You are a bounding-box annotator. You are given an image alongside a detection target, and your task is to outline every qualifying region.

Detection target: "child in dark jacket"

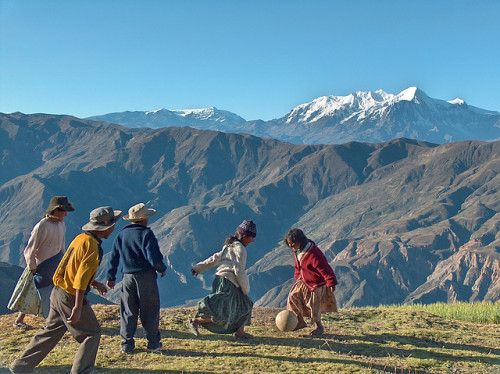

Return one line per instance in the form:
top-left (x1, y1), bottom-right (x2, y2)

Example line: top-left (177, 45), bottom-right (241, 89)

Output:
top-left (106, 203), bottom-right (166, 353)
top-left (284, 228), bottom-right (338, 336)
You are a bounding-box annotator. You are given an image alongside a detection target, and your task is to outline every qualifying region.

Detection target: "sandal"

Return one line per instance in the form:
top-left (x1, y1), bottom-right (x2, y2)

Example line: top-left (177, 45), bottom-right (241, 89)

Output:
top-left (13, 322), bottom-right (30, 330)
top-left (188, 319), bottom-right (199, 336)
top-left (235, 332), bottom-right (254, 340)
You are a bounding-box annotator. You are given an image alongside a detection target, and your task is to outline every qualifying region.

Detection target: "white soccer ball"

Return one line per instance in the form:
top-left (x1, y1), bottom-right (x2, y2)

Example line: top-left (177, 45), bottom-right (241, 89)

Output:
top-left (275, 310), bottom-right (298, 332)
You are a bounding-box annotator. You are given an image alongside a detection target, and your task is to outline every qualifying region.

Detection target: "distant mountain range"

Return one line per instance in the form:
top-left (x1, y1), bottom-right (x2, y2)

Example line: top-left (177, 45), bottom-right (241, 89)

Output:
top-left (89, 107), bottom-right (246, 131)
top-left (1, 112), bottom-right (498, 311)
top-left (88, 87), bottom-right (500, 144)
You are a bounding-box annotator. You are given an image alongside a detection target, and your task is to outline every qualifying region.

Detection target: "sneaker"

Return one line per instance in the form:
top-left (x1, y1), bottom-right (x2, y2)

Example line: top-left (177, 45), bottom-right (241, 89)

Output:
top-left (121, 345), bottom-right (134, 354)
top-left (147, 342), bottom-right (162, 352)
top-left (187, 319), bottom-right (199, 336)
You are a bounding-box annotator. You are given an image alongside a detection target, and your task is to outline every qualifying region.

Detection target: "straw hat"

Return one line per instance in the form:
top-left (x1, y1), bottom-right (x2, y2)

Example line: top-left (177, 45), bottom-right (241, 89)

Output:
top-left (123, 203), bottom-right (157, 222)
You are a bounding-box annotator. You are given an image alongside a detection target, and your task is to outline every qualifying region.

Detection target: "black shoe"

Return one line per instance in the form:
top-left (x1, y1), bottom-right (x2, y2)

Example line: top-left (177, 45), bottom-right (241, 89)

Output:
top-left (147, 342), bottom-right (163, 352)
top-left (121, 345), bottom-right (134, 354)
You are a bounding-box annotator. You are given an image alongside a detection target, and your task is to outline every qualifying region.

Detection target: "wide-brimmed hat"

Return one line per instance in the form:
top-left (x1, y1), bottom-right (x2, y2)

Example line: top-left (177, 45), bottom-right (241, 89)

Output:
top-left (82, 206), bottom-right (123, 231)
top-left (123, 203), bottom-right (157, 222)
top-left (46, 196), bottom-right (75, 213)
top-left (236, 220), bottom-right (257, 237)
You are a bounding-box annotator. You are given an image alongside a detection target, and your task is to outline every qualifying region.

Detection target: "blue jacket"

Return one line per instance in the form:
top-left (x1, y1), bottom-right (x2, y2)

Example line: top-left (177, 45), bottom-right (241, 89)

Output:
top-left (106, 224), bottom-right (166, 281)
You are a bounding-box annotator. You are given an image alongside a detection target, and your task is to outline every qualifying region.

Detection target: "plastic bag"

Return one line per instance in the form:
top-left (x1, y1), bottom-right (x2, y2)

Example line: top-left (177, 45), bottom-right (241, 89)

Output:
top-left (7, 267), bottom-right (43, 316)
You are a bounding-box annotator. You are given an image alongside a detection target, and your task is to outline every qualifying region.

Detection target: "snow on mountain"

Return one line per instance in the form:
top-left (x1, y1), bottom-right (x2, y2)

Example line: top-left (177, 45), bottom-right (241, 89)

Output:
top-left (272, 86), bottom-right (500, 144)
top-left (447, 98), bottom-right (466, 106)
top-left (153, 107), bottom-right (244, 123)
top-left (88, 107), bottom-right (246, 130)
top-left (285, 87), bottom-right (437, 125)
top-left (87, 87), bottom-right (500, 144)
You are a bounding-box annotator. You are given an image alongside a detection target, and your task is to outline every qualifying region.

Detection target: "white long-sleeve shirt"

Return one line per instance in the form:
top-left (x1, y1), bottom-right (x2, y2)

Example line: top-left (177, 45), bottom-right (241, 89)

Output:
top-left (24, 217), bottom-right (66, 270)
top-left (193, 241), bottom-right (250, 295)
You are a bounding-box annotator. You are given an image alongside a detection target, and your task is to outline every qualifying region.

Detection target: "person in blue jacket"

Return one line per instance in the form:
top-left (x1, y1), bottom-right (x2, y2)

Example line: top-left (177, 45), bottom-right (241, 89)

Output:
top-left (106, 203), bottom-right (167, 354)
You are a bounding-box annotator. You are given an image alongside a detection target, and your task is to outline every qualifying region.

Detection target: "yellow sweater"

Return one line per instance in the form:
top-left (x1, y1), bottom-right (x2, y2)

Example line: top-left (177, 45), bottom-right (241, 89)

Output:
top-left (53, 233), bottom-right (101, 295)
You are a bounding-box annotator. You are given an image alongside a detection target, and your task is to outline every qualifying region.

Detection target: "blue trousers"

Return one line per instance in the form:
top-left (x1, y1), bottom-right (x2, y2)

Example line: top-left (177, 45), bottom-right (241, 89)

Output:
top-left (120, 271), bottom-right (161, 350)
top-left (37, 284), bottom-right (53, 319)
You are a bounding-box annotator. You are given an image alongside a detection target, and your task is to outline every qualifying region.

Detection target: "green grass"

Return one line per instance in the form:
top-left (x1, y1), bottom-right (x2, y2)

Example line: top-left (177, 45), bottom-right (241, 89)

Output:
top-left (379, 301), bottom-right (500, 324)
top-left (0, 304), bottom-right (499, 374)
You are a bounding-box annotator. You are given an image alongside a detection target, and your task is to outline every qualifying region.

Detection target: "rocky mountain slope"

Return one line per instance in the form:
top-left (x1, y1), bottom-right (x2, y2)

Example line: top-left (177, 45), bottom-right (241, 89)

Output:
top-left (0, 112), bottom-right (498, 310)
top-left (88, 87), bottom-right (500, 144)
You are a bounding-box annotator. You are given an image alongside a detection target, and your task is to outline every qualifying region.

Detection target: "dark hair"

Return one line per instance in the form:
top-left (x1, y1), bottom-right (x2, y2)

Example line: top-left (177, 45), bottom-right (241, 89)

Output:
top-left (224, 231), bottom-right (245, 246)
top-left (45, 207), bottom-right (63, 218)
top-left (283, 228), bottom-right (309, 250)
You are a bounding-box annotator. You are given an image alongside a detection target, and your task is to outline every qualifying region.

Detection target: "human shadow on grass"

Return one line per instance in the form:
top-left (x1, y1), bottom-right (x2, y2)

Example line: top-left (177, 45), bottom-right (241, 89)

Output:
top-left (99, 327), bottom-right (500, 368)
top-left (122, 330), bottom-right (442, 374)
top-left (164, 329), bottom-right (499, 366)
top-left (0, 367), bottom-right (211, 374)
top-left (96, 369), bottom-right (216, 374)
top-left (258, 334), bottom-right (500, 366)
top-left (161, 327), bottom-right (499, 357)
top-left (160, 347), bottom-right (433, 374)
top-left (321, 332), bottom-right (500, 356)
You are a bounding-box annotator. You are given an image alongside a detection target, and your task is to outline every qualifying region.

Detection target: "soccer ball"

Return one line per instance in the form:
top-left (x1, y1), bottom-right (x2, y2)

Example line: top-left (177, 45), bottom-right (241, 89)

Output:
top-left (275, 310), bottom-right (298, 332)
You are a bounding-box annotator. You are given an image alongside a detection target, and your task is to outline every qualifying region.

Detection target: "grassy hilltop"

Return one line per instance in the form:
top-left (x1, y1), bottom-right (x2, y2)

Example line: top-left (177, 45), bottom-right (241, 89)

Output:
top-left (0, 304), bottom-right (498, 374)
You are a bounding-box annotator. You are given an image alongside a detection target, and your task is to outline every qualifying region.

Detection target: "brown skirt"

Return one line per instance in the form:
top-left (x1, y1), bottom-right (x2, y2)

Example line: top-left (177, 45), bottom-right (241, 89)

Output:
top-left (287, 279), bottom-right (337, 323)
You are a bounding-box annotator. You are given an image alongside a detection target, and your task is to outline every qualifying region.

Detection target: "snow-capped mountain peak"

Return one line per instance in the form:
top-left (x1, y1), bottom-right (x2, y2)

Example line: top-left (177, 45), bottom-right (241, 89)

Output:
top-left (392, 86), bottom-right (433, 106)
top-left (88, 107), bottom-right (245, 129)
top-left (285, 87), bottom-right (446, 125)
top-left (396, 86), bottom-right (419, 101)
top-left (277, 87), bottom-right (499, 143)
top-left (87, 87), bottom-right (499, 144)
top-left (145, 108), bottom-right (167, 115)
top-left (448, 98), bottom-right (466, 106)
top-left (285, 89), bottom-right (396, 124)
top-left (173, 107), bottom-right (217, 118)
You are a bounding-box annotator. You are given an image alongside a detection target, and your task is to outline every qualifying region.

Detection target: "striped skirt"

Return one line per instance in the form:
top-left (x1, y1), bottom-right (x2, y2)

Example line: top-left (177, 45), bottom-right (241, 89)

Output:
top-left (287, 279), bottom-right (338, 323)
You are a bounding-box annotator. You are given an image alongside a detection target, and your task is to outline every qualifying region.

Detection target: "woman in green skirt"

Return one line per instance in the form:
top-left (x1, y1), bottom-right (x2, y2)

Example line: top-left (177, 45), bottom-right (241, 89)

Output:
top-left (188, 220), bottom-right (256, 340)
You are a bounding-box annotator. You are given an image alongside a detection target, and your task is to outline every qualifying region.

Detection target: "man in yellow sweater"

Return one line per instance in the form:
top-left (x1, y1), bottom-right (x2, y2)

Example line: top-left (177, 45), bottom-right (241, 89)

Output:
top-left (10, 206), bottom-right (122, 374)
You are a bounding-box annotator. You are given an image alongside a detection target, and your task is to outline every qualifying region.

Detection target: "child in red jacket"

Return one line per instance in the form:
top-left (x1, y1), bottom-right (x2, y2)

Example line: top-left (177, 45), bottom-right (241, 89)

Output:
top-left (284, 228), bottom-right (338, 336)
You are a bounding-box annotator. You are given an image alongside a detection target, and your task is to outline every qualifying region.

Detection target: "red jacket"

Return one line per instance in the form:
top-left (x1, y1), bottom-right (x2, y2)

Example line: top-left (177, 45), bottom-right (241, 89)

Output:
top-left (293, 241), bottom-right (338, 291)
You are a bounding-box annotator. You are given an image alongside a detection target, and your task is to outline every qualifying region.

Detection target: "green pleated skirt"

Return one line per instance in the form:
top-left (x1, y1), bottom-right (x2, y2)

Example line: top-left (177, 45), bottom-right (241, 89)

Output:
top-left (196, 275), bottom-right (253, 334)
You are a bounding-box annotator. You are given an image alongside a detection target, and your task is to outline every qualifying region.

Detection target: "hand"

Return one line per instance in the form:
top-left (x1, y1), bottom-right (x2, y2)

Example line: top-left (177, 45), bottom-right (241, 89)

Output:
top-left (106, 280), bottom-right (115, 289)
top-left (30, 268), bottom-right (37, 275)
top-left (191, 268), bottom-right (199, 276)
top-left (160, 271), bottom-right (166, 278)
top-left (67, 305), bottom-right (82, 324)
top-left (329, 285), bottom-right (335, 293)
top-left (92, 281), bottom-right (107, 295)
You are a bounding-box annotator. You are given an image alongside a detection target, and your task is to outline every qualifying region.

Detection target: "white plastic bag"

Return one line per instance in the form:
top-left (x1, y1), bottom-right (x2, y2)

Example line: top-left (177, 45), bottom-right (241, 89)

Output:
top-left (8, 267), bottom-right (43, 316)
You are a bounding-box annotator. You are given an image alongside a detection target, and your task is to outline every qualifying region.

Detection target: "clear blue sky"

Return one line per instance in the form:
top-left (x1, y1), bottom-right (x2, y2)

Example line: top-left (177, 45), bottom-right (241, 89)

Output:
top-left (1, 0), bottom-right (499, 121)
